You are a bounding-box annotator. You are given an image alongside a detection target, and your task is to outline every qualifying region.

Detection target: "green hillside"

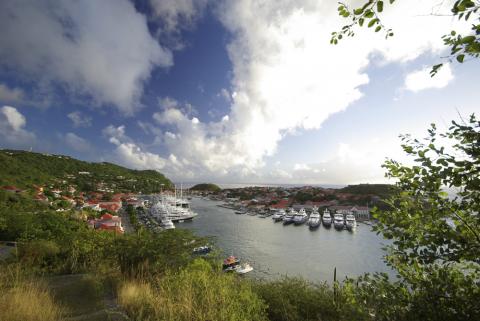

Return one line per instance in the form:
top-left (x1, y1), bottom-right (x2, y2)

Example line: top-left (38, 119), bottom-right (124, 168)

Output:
top-left (338, 184), bottom-right (395, 198)
top-left (0, 149), bottom-right (172, 193)
top-left (190, 183), bottom-right (221, 192)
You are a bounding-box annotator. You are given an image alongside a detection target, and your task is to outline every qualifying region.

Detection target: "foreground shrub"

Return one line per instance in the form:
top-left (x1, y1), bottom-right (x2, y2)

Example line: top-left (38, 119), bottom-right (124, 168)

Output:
top-left (254, 277), bottom-right (363, 321)
top-left (118, 259), bottom-right (267, 321)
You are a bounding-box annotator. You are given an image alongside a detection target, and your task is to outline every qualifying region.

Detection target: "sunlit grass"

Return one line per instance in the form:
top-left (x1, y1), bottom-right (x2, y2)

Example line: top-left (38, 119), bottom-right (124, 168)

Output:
top-left (118, 259), bottom-right (267, 321)
top-left (0, 267), bottom-right (63, 321)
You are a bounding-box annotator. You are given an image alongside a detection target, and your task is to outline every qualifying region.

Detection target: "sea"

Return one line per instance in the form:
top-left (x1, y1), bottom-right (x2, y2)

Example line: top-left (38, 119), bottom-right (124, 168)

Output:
top-left (177, 197), bottom-right (394, 283)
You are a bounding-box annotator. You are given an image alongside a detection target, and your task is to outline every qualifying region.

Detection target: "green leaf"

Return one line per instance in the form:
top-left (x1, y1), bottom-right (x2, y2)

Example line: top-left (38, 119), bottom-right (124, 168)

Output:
top-left (359, 18), bottom-right (364, 26)
top-left (375, 26), bottom-right (382, 32)
top-left (368, 19), bottom-right (377, 28)
top-left (456, 54), bottom-right (465, 63)
top-left (354, 8), bottom-right (364, 15)
top-left (460, 35), bottom-right (475, 44)
top-left (377, 1), bottom-right (384, 12)
top-left (364, 10), bottom-right (375, 18)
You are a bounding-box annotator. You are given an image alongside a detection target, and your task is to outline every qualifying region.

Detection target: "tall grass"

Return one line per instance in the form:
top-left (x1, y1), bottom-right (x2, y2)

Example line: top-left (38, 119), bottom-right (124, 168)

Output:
top-left (118, 259), bottom-right (267, 321)
top-left (0, 266), bottom-right (63, 321)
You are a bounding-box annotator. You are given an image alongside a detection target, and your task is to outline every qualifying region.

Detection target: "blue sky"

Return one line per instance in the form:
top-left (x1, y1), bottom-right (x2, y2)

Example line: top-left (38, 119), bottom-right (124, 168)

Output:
top-left (0, 0), bottom-right (478, 184)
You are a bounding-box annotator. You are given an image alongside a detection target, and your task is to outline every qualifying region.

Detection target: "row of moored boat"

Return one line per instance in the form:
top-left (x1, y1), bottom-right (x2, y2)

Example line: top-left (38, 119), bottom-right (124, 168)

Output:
top-left (259, 208), bottom-right (356, 231)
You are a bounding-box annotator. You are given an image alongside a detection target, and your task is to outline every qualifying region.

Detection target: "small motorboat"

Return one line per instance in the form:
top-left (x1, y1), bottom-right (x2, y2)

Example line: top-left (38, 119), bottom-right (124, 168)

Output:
top-left (222, 256), bottom-right (240, 271)
top-left (235, 263), bottom-right (253, 274)
top-left (271, 209), bottom-right (285, 222)
top-left (235, 208), bottom-right (248, 214)
top-left (193, 246), bottom-right (211, 255)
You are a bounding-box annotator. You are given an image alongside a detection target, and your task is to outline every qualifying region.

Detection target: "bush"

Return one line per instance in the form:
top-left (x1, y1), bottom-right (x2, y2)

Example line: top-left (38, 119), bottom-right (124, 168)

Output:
top-left (118, 259), bottom-right (268, 321)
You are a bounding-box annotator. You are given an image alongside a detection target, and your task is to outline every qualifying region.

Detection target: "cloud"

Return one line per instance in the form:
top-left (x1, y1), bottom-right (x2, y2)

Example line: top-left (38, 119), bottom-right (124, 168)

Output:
top-left (67, 111), bottom-right (92, 128)
top-left (404, 64), bottom-right (454, 92)
top-left (0, 0), bottom-right (172, 114)
top-left (103, 125), bottom-right (167, 171)
top-left (64, 132), bottom-right (91, 152)
top-left (217, 88), bottom-right (231, 102)
top-left (0, 106), bottom-right (35, 147)
top-left (149, 0), bottom-right (209, 33)
top-left (139, 0), bottom-right (467, 181)
top-left (294, 163), bottom-right (311, 171)
top-left (0, 84), bottom-right (25, 103)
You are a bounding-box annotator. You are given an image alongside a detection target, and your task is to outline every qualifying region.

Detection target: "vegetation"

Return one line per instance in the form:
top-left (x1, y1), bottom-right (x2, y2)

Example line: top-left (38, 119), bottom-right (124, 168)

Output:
top-left (0, 149), bottom-right (172, 193)
top-left (338, 184), bottom-right (394, 197)
top-left (0, 116), bottom-right (478, 320)
top-left (332, 0), bottom-right (480, 75)
top-left (190, 183), bottom-right (222, 192)
top-left (118, 259), bottom-right (267, 321)
top-left (0, 267), bottom-right (64, 321)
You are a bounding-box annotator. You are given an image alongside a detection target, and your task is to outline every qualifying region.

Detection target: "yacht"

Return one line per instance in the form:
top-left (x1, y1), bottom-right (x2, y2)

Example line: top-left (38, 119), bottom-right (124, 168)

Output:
top-left (160, 217), bottom-right (175, 230)
top-left (307, 209), bottom-right (321, 229)
top-left (322, 209), bottom-right (332, 227)
top-left (293, 208), bottom-right (308, 225)
top-left (271, 209), bottom-right (285, 222)
top-left (345, 214), bottom-right (356, 231)
top-left (283, 209), bottom-right (296, 225)
top-left (150, 195), bottom-right (198, 222)
top-left (334, 213), bottom-right (345, 230)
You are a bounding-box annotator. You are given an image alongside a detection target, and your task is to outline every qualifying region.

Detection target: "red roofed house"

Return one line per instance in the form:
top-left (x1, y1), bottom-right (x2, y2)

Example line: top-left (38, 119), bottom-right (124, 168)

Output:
top-left (98, 201), bottom-right (122, 213)
top-left (270, 199), bottom-right (290, 209)
top-left (88, 213), bottom-right (124, 234)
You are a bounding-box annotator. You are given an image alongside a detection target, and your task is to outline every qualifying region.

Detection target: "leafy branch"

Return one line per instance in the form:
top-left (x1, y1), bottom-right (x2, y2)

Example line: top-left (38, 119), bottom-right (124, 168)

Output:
top-left (332, 0), bottom-right (480, 76)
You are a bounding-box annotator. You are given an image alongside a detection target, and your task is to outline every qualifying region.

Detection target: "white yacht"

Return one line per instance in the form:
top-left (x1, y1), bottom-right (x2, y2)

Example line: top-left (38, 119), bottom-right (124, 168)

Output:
top-left (271, 209), bottom-right (285, 222)
top-left (150, 193), bottom-right (198, 222)
top-left (322, 209), bottom-right (332, 227)
top-left (160, 217), bottom-right (175, 230)
top-left (345, 214), bottom-right (356, 231)
top-left (293, 208), bottom-right (308, 225)
top-left (334, 213), bottom-right (345, 230)
top-left (283, 209), bottom-right (296, 225)
top-left (307, 209), bottom-right (321, 229)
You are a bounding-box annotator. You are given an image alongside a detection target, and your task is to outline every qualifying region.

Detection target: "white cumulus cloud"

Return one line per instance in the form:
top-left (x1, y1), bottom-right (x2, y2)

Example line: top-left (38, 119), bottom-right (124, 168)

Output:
top-left (141, 0), bottom-right (466, 181)
top-left (0, 0), bottom-right (172, 114)
top-left (0, 106), bottom-right (35, 147)
top-left (404, 64), bottom-right (454, 92)
top-left (103, 125), bottom-right (167, 171)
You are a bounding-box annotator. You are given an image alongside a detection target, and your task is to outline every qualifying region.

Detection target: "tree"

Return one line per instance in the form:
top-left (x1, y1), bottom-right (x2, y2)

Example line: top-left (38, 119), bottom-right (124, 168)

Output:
top-left (331, 0), bottom-right (480, 75)
top-left (364, 115), bottom-right (480, 320)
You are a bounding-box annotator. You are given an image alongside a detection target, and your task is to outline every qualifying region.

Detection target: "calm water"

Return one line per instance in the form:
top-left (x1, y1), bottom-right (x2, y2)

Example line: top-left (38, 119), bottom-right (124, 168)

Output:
top-left (178, 198), bottom-right (393, 283)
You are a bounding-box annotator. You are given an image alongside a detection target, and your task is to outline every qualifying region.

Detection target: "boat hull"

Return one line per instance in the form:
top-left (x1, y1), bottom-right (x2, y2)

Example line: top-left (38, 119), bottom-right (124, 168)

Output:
top-left (322, 220), bottom-right (332, 227)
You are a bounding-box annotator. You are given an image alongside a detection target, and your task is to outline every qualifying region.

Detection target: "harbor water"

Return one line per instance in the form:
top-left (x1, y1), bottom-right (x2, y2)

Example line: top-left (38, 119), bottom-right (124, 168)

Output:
top-left (178, 197), bottom-right (393, 283)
